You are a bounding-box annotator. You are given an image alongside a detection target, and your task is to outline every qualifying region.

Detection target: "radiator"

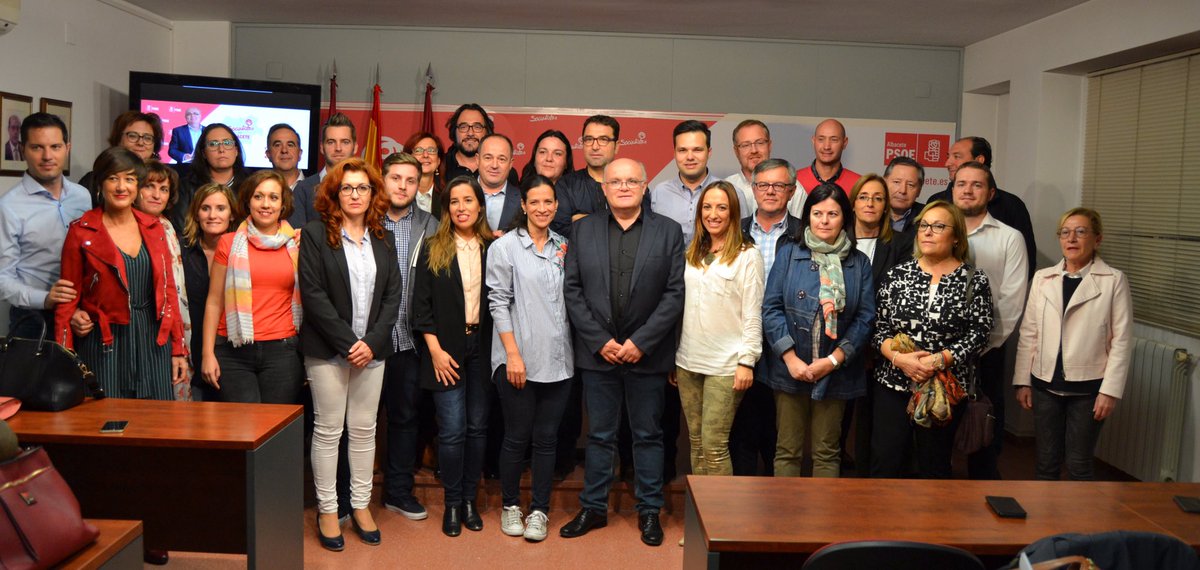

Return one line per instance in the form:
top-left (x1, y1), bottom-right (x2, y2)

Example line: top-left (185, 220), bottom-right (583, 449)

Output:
top-left (1094, 338), bottom-right (1193, 482)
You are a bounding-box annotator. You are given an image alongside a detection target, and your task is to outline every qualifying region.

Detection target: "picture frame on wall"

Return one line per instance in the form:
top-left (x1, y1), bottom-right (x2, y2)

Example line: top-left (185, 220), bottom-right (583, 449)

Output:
top-left (39, 97), bottom-right (73, 176)
top-left (0, 91), bottom-right (33, 177)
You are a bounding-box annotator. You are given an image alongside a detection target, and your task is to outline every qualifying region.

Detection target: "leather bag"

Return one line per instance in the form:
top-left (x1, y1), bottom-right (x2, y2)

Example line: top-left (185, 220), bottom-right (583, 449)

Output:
top-left (0, 446), bottom-right (98, 569)
top-left (0, 315), bottom-right (104, 411)
top-left (954, 379), bottom-right (995, 455)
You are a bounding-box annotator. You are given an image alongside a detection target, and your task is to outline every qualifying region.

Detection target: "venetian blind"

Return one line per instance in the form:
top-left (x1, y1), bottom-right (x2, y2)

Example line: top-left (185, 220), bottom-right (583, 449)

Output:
top-left (1082, 53), bottom-right (1200, 336)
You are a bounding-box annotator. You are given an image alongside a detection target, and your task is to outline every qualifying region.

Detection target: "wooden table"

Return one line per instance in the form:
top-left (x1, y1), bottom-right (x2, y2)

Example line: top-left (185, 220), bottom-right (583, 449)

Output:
top-left (59, 519), bottom-right (143, 570)
top-left (10, 399), bottom-right (303, 569)
top-left (683, 476), bottom-right (1200, 568)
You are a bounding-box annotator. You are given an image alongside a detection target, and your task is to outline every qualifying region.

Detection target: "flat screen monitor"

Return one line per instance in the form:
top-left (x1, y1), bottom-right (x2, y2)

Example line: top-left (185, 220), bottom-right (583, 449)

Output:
top-left (129, 71), bottom-right (321, 171)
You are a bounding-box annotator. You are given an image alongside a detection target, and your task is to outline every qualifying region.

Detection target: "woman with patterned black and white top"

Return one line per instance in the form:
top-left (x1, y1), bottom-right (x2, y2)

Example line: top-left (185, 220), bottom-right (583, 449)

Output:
top-left (870, 200), bottom-right (993, 479)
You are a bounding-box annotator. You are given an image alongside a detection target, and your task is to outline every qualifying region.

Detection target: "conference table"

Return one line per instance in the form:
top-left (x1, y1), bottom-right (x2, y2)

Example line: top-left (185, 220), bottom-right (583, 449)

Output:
top-left (683, 476), bottom-right (1200, 568)
top-left (8, 398), bottom-right (303, 570)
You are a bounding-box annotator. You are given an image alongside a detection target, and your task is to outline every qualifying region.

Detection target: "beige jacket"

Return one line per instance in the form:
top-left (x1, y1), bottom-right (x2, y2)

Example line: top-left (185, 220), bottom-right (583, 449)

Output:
top-left (1012, 256), bottom-right (1133, 398)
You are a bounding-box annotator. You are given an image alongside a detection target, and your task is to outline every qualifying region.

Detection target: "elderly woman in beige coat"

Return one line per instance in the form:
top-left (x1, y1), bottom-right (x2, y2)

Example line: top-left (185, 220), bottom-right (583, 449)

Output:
top-left (1013, 207), bottom-right (1132, 481)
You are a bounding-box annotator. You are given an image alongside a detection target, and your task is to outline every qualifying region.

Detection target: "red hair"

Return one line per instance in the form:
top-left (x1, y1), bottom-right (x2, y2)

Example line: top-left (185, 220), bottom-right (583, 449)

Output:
top-left (314, 158), bottom-right (389, 248)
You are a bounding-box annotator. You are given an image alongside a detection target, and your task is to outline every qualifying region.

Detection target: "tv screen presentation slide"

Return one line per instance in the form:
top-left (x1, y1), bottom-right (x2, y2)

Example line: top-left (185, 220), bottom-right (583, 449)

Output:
top-left (144, 101), bottom-right (312, 170)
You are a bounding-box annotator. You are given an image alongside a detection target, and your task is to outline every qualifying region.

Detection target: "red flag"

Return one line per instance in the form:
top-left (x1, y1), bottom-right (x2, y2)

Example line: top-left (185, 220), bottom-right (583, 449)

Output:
top-left (328, 63), bottom-right (338, 115)
top-left (363, 83), bottom-right (382, 171)
top-left (421, 64), bottom-right (436, 134)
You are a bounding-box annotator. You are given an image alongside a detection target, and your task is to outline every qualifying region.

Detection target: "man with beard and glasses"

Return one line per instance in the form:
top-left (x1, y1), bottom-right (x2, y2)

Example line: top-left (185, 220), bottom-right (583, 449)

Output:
top-left (443, 103), bottom-right (518, 187)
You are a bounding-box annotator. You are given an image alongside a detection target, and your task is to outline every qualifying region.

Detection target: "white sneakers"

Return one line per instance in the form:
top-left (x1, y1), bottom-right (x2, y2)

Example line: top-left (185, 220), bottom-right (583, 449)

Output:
top-left (523, 511), bottom-right (549, 542)
top-left (501, 505), bottom-right (525, 537)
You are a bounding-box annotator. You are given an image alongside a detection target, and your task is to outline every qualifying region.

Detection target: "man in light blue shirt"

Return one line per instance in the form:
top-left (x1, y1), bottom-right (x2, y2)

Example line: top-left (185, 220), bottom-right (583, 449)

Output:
top-left (0, 113), bottom-right (91, 337)
top-left (650, 120), bottom-right (747, 244)
top-left (476, 133), bottom-right (520, 235)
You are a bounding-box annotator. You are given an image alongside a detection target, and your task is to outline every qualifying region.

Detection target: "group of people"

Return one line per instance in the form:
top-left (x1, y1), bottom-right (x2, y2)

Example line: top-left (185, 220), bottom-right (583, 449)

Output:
top-left (0, 102), bottom-right (1133, 553)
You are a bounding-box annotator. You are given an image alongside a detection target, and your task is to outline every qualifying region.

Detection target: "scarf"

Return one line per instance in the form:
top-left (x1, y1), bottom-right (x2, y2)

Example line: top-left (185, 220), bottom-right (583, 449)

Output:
top-left (803, 227), bottom-right (852, 339)
top-left (224, 219), bottom-right (302, 347)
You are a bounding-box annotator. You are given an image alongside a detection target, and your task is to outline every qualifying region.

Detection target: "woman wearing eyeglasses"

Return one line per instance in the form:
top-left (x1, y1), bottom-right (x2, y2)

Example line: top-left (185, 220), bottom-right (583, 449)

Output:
top-left (1013, 208), bottom-right (1131, 481)
top-left (299, 158), bottom-right (402, 550)
top-left (172, 123), bottom-right (248, 231)
top-left (79, 111), bottom-right (164, 203)
top-left (870, 200), bottom-right (993, 479)
top-left (401, 131), bottom-right (445, 215)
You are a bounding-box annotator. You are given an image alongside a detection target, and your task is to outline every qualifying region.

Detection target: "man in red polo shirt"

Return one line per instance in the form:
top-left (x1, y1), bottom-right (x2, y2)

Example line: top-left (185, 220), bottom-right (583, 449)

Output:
top-left (787, 118), bottom-right (861, 217)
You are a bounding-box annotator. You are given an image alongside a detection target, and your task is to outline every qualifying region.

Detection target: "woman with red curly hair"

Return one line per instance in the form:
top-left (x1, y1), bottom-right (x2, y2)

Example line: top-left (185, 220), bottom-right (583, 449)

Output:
top-left (298, 158), bottom-right (402, 551)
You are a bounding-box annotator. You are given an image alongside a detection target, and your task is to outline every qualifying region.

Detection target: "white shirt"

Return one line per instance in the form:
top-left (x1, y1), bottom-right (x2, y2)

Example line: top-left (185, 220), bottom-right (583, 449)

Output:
top-left (676, 248), bottom-right (765, 375)
top-left (967, 213), bottom-right (1029, 351)
top-left (724, 171), bottom-right (756, 216)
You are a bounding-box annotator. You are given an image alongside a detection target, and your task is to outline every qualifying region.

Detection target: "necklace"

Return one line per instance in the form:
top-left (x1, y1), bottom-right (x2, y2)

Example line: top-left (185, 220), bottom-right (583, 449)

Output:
top-left (703, 253), bottom-right (716, 266)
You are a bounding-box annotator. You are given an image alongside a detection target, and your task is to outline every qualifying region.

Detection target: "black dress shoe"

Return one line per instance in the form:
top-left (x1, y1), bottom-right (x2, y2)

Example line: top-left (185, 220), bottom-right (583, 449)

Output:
top-left (559, 508), bottom-right (608, 538)
top-left (316, 515), bottom-right (345, 552)
top-left (351, 512), bottom-right (381, 545)
top-left (462, 500), bottom-right (483, 531)
top-left (143, 549), bottom-right (169, 565)
top-left (639, 512), bottom-right (663, 546)
top-left (443, 504), bottom-right (462, 537)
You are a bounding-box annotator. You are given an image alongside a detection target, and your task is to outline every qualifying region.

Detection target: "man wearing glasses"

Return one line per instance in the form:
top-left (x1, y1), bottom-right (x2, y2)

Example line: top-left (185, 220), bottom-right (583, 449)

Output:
top-left (265, 123), bottom-right (305, 191)
top-left (729, 158), bottom-right (801, 476)
top-left (442, 104), bottom-right (518, 186)
top-left (552, 115), bottom-right (622, 236)
top-left (168, 107), bottom-right (204, 164)
top-left (290, 113), bottom-right (357, 228)
top-left (725, 120), bottom-right (773, 216)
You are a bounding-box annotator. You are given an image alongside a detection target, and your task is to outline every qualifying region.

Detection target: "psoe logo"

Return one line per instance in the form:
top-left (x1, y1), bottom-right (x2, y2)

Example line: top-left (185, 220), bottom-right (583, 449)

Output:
top-left (620, 132), bottom-right (648, 146)
top-left (530, 114), bottom-right (558, 123)
top-left (381, 136), bottom-right (403, 157)
top-left (882, 133), bottom-right (950, 168)
top-left (514, 142), bottom-right (527, 157)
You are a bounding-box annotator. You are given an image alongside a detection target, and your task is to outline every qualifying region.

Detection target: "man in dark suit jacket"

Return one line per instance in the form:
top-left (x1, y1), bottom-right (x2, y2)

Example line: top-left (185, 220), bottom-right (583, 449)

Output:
top-left (289, 113), bottom-right (358, 229)
top-left (476, 134), bottom-right (521, 234)
top-left (884, 155), bottom-right (925, 233)
top-left (167, 107), bottom-right (203, 163)
top-left (559, 158), bottom-right (684, 547)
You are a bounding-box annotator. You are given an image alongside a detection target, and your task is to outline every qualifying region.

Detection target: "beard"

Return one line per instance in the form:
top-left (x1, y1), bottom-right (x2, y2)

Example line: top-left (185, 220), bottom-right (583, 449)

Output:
top-left (959, 202), bottom-right (987, 217)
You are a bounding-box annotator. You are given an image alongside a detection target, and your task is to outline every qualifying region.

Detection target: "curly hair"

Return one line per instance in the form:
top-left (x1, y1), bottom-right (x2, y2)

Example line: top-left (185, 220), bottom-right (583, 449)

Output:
top-left (314, 157), bottom-right (389, 248)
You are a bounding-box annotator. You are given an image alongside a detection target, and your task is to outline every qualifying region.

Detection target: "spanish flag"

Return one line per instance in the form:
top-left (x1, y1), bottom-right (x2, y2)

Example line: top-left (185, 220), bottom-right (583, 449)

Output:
top-left (363, 83), bottom-right (382, 171)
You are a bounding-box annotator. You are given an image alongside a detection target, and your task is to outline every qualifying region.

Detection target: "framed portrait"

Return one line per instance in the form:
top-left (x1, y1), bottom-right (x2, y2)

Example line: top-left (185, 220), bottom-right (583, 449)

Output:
top-left (39, 98), bottom-right (73, 176)
top-left (0, 92), bottom-right (32, 176)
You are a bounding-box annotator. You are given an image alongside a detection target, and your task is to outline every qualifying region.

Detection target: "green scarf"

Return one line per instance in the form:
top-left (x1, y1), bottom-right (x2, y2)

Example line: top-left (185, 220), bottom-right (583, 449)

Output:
top-left (803, 227), bottom-right (852, 339)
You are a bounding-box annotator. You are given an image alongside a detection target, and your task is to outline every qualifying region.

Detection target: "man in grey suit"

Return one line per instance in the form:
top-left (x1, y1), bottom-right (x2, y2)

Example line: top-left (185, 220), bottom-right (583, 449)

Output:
top-left (378, 152), bottom-right (440, 521)
top-left (289, 112), bottom-right (357, 228)
top-left (558, 158), bottom-right (684, 547)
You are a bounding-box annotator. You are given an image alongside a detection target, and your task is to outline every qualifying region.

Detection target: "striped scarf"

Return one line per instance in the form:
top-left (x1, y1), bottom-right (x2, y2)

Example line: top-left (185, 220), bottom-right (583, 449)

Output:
top-left (803, 227), bottom-right (851, 339)
top-left (223, 220), bottom-right (302, 347)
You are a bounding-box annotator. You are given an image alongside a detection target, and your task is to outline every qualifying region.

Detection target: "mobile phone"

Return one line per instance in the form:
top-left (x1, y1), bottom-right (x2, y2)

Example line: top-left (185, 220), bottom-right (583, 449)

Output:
top-left (986, 495), bottom-right (1027, 519)
top-left (1174, 495), bottom-right (1200, 514)
top-left (100, 420), bottom-right (128, 434)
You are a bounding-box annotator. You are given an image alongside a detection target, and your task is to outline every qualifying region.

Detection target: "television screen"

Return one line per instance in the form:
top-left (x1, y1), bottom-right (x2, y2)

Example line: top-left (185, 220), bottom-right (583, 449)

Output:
top-left (129, 72), bottom-right (321, 171)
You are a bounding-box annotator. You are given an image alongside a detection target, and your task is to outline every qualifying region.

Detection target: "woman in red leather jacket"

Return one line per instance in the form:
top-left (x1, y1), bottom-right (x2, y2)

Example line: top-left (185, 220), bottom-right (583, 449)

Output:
top-left (55, 147), bottom-right (187, 400)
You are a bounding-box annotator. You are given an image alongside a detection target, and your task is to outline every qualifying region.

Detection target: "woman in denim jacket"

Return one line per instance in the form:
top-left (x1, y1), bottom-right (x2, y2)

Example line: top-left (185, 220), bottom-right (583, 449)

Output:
top-left (761, 183), bottom-right (875, 478)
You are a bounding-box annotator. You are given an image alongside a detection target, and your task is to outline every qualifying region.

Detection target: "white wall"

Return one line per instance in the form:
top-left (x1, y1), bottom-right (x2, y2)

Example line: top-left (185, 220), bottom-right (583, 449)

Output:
top-left (172, 21), bottom-right (231, 78)
top-left (961, 0), bottom-right (1200, 481)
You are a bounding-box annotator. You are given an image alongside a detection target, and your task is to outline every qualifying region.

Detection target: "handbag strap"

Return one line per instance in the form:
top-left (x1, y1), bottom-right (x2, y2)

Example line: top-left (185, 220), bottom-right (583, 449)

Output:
top-left (961, 265), bottom-right (979, 400)
top-left (1, 313), bottom-right (48, 354)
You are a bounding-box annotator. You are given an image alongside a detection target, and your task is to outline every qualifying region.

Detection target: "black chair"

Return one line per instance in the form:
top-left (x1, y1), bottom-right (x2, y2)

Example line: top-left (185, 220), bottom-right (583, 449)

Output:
top-left (803, 540), bottom-right (985, 570)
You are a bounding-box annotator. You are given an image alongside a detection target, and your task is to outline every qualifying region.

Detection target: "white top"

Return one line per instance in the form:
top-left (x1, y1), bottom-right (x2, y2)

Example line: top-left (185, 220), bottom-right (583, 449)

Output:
top-left (724, 171), bottom-right (757, 216)
top-left (676, 248), bottom-right (765, 375)
top-left (967, 213), bottom-right (1029, 351)
top-left (855, 237), bottom-right (878, 263)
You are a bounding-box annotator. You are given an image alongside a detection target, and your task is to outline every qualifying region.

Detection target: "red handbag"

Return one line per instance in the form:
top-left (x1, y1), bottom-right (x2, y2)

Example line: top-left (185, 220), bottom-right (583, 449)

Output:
top-left (0, 446), bottom-right (98, 569)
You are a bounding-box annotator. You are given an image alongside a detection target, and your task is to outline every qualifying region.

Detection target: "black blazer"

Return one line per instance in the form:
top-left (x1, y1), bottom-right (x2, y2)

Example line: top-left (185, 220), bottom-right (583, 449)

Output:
top-left (180, 239), bottom-right (211, 368)
top-left (740, 213), bottom-right (803, 244)
top-left (492, 185), bottom-right (522, 233)
top-left (411, 238), bottom-right (492, 391)
top-left (563, 209), bottom-right (685, 374)
top-left (298, 221), bottom-right (402, 362)
top-left (870, 229), bottom-right (915, 287)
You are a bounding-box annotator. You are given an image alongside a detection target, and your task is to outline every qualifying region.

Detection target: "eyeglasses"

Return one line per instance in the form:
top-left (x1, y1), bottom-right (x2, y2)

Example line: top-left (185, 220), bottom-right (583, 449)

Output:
top-left (123, 132), bottom-right (154, 145)
top-left (604, 179), bottom-right (644, 190)
top-left (582, 136), bottom-right (616, 147)
top-left (456, 123), bottom-right (486, 133)
top-left (856, 194), bottom-right (885, 204)
top-left (339, 184), bottom-right (373, 196)
top-left (752, 182), bottom-right (794, 194)
top-left (206, 138), bottom-right (236, 149)
top-left (410, 147), bottom-right (438, 156)
top-left (735, 139), bottom-right (770, 151)
top-left (917, 221), bottom-right (951, 234)
top-left (1057, 227), bottom-right (1093, 239)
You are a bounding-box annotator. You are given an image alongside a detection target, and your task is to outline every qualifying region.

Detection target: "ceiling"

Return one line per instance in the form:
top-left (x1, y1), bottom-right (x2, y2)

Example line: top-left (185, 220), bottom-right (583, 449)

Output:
top-left (124, 0), bottom-right (1092, 48)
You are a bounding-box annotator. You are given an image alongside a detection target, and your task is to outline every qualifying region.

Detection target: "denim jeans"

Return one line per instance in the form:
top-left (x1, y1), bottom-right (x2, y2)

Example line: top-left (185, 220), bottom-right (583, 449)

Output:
top-left (676, 367), bottom-right (743, 476)
top-left (430, 333), bottom-right (490, 506)
top-left (1032, 385), bottom-right (1104, 480)
top-left (774, 390), bottom-right (846, 478)
top-left (381, 349), bottom-right (421, 504)
top-left (580, 369), bottom-right (665, 514)
top-left (214, 336), bottom-right (304, 404)
top-left (495, 366), bottom-right (572, 513)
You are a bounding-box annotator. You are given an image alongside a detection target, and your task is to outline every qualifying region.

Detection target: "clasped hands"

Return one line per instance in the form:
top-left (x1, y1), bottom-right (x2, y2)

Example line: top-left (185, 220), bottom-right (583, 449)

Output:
top-left (600, 338), bottom-right (642, 365)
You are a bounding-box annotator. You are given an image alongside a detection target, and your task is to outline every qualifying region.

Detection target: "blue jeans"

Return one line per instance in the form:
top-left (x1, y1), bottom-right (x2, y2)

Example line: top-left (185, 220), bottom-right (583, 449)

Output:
top-left (430, 334), bottom-right (490, 506)
top-left (1032, 384), bottom-right (1104, 480)
top-left (214, 336), bottom-right (304, 404)
top-left (495, 366), bottom-right (572, 513)
top-left (580, 369), bottom-right (665, 514)
top-left (381, 349), bottom-right (422, 504)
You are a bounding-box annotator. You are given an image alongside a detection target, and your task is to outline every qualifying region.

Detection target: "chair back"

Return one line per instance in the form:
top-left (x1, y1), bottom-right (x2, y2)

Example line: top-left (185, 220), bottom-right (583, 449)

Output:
top-left (803, 540), bottom-right (985, 570)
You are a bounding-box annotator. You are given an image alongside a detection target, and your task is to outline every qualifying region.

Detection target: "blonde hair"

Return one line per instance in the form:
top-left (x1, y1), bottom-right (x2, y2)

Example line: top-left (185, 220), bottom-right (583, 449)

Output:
top-left (1058, 207), bottom-right (1103, 236)
top-left (183, 183), bottom-right (236, 247)
top-left (685, 181), bottom-right (752, 268)
top-left (425, 176), bottom-right (495, 275)
top-left (850, 173), bottom-right (894, 243)
top-left (912, 200), bottom-right (971, 263)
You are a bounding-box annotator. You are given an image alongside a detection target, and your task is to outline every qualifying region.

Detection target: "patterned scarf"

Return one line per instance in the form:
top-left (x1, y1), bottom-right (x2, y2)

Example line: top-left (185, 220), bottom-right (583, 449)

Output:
top-left (803, 227), bottom-right (852, 339)
top-left (223, 220), bottom-right (302, 347)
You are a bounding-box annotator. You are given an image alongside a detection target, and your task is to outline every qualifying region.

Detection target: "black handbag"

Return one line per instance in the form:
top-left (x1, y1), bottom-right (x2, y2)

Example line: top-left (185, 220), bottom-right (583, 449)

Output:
top-left (0, 315), bottom-right (104, 411)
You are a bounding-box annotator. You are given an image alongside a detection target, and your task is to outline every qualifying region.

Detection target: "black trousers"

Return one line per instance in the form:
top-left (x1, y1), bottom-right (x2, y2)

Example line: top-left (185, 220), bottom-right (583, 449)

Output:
top-left (728, 379), bottom-right (776, 476)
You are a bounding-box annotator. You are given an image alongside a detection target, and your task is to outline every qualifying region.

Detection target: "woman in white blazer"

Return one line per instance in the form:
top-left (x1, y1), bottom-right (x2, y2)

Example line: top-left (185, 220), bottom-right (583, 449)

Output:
top-left (1012, 207), bottom-right (1132, 481)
